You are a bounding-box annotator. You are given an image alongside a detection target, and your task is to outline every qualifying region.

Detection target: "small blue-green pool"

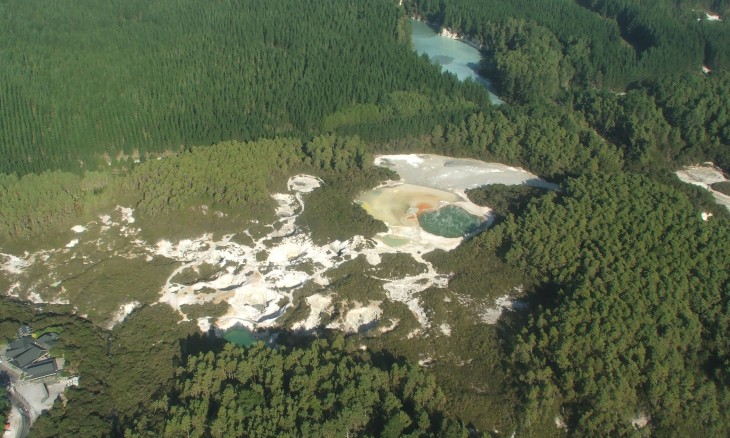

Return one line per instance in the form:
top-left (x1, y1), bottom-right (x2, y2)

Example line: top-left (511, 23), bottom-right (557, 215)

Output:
top-left (223, 327), bottom-right (256, 347)
top-left (380, 235), bottom-right (410, 247)
top-left (418, 205), bottom-right (483, 238)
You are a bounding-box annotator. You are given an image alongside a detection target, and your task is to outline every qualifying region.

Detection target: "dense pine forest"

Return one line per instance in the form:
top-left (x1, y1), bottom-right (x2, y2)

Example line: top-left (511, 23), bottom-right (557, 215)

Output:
top-left (404, 0), bottom-right (730, 91)
top-left (0, 0), bottom-right (486, 175)
top-left (1, 0), bottom-right (730, 436)
top-left (505, 174), bottom-right (730, 435)
top-left (144, 339), bottom-right (466, 437)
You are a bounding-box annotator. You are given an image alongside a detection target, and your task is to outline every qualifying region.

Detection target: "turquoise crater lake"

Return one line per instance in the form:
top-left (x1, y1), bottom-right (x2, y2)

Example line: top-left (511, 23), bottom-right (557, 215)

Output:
top-left (410, 19), bottom-right (502, 104)
top-left (417, 205), bottom-right (484, 238)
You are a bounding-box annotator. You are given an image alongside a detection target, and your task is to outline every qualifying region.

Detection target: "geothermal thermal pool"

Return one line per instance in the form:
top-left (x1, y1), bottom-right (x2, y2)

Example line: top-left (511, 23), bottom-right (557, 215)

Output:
top-left (1, 154), bottom-right (553, 336)
top-left (359, 154), bottom-right (556, 248)
top-left (358, 183), bottom-right (487, 242)
top-left (418, 205), bottom-right (483, 238)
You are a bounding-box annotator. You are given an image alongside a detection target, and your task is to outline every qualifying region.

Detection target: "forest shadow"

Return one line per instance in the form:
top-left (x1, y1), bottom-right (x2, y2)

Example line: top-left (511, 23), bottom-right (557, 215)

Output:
top-left (495, 281), bottom-right (563, 353)
top-left (177, 326), bottom-right (410, 372)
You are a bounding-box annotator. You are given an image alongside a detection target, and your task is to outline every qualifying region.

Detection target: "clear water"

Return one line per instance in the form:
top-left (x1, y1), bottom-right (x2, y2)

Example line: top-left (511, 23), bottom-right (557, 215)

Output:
top-left (223, 327), bottom-right (256, 347)
top-left (418, 205), bottom-right (484, 238)
top-left (410, 19), bottom-right (502, 104)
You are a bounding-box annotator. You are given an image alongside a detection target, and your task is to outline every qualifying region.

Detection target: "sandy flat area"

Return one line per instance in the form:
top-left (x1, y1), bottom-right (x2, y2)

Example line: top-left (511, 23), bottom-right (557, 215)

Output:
top-left (676, 164), bottom-right (730, 212)
top-left (375, 154), bottom-right (558, 190)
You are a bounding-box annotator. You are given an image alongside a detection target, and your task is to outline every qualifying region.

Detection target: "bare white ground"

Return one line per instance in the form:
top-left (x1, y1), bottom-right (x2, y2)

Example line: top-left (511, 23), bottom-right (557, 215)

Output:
top-left (288, 174), bottom-right (323, 193)
top-left (439, 27), bottom-right (459, 39)
top-left (631, 413), bottom-right (650, 430)
top-left (26, 291), bottom-right (68, 305)
top-left (156, 174), bottom-right (447, 332)
top-left (107, 301), bottom-right (140, 329)
top-left (374, 154), bottom-right (558, 190)
top-left (328, 302), bottom-right (383, 333)
top-left (197, 317), bottom-right (212, 333)
top-left (479, 292), bottom-right (526, 324)
top-left (375, 255), bottom-right (449, 329)
top-left (0, 178), bottom-right (445, 333)
top-left (418, 355), bottom-right (436, 367)
top-left (292, 293), bottom-right (333, 331)
top-left (2, 156), bottom-right (540, 334)
top-left (14, 377), bottom-right (75, 423)
top-left (118, 206), bottom-right (135, 224)
top-left (676, 163), bottom-right (730, 212)
top-left (0, 253), bottom-right (32, 275)
top-left (439, 322), bottom-right (452, 336)
top-left (271, 193), bottom-right (297, 217)
top-left (378, 318), bottom-right (399, 334)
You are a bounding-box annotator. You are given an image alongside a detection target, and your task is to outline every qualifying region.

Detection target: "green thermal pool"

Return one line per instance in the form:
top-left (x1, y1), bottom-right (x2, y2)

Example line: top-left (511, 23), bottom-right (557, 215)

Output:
top-left (224, 327), bottom-right (256, 347)
top-left (417, 205), bottom-right (483, 238)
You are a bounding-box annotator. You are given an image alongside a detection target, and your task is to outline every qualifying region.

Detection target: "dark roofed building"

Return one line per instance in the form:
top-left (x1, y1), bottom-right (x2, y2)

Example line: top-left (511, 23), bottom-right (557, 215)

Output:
top-left (36, 332), bottom-right (59, 349)
top-left (10, 344), bottom-right (46, 369)
top-left (5, 338), bottom-right (31, 356)
top-left (2, 325), bottom-right (63, 380)
top-left (17, 325), bottom-right (32, 338)
top-left (37, 332), bottom-right (59, 344)
top-left (24, 358), bottom-right (58, 379)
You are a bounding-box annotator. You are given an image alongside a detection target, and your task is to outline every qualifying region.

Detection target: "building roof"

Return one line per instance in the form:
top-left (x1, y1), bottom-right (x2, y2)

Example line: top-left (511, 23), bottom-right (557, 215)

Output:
top-left (37, 332), bottom-right (59, 342)
top-left (6, 338), bottom-right (31, 356)
top-left (4, 326), bottom-right (63, 380)
top-left (10, 345), bottom-right (46, 369)
top-left (36, 333), bottom-right (59, 348)
top-left (24, 358), bottom-right (58, 379)
top-left (17, 326), bottom-right (32, 338)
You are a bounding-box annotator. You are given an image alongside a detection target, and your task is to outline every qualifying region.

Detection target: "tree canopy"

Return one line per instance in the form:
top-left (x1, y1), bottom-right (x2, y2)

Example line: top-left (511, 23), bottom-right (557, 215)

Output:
top-left (0, 1), bottom-right (729, 437)
top-left (0, 0), bottom-right (488, 175)
top-left (403, 0), bottom-right (729, 90)
top-left (503, 173), bottom-right (730, 435)
top-left (0, 386), bottom-right (9, 427)
top-left (127, 338), bottom-right (467, 438)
